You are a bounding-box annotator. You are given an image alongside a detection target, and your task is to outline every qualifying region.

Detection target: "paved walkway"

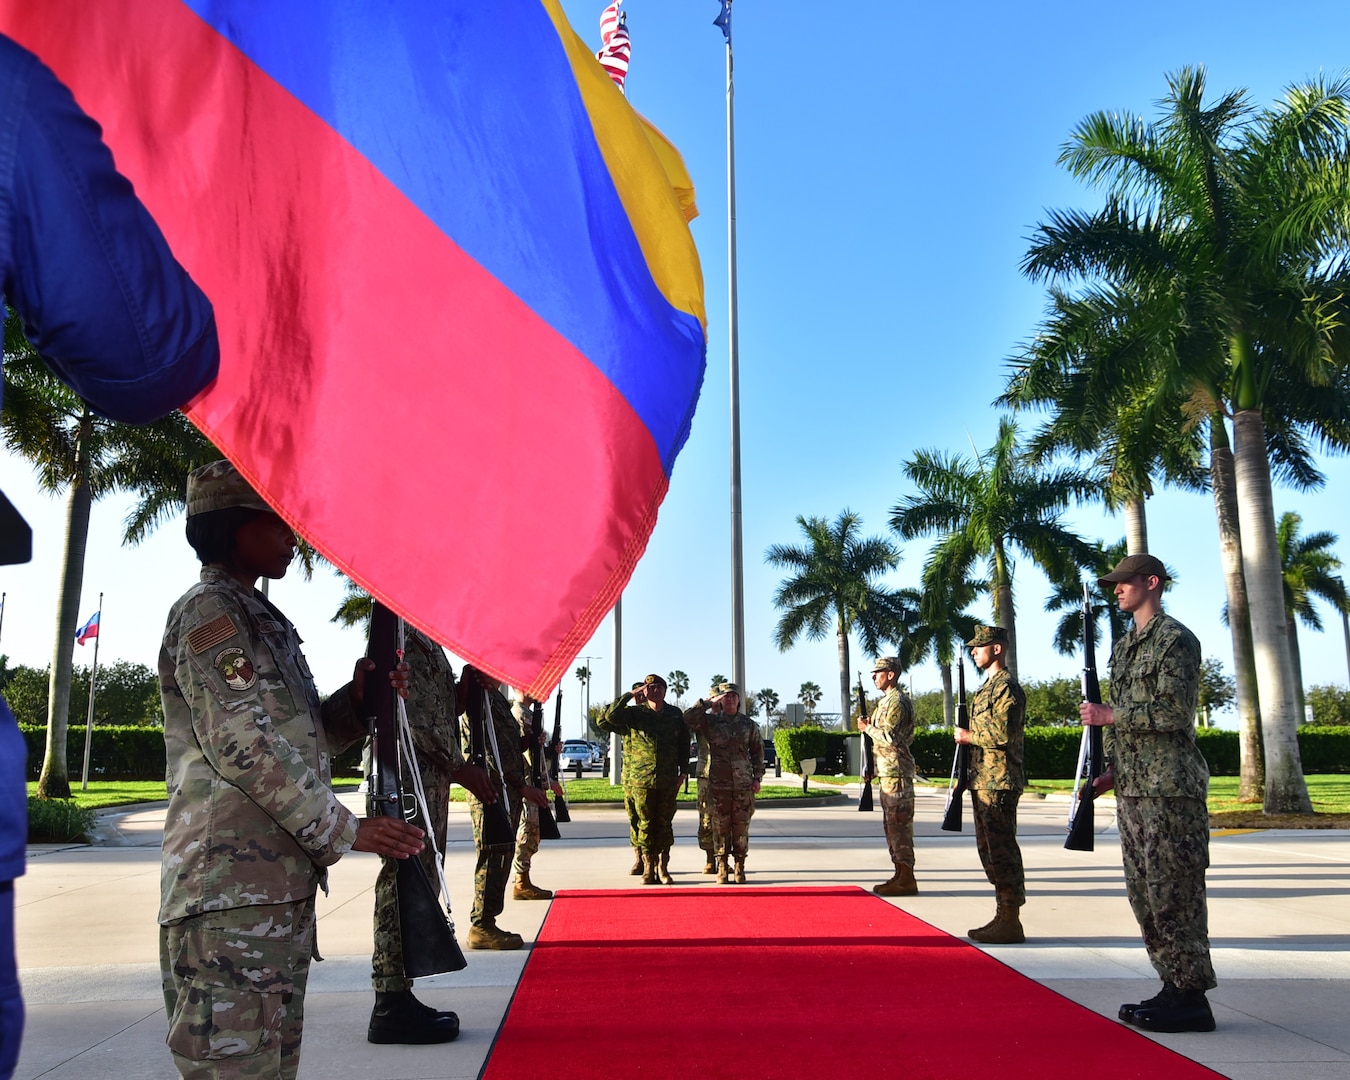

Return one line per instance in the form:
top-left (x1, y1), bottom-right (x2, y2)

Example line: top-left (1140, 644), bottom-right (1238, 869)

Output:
top-left (11, 783), bottom-right (1350, 1079)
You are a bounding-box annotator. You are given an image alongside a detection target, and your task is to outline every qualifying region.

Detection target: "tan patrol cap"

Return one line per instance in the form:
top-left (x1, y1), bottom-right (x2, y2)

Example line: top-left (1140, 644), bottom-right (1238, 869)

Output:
top-left (185, 460), bottom-right (273, 518)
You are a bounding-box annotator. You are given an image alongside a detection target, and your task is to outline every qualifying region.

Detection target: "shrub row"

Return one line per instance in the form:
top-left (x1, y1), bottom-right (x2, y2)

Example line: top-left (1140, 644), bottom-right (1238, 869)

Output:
top-left (19, 724), bottom-right (367, 781)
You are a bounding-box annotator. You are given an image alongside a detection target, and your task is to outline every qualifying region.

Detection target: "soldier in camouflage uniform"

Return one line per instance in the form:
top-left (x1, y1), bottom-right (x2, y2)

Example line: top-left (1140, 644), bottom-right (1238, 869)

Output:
top-left (959, 625), bottom-right (1027, 944)
top-left (159, 461), bottom-right (425, 1080)
top-left (459, 671), bottom-right (548, 949)
top-left (596, 674), bottom-right (690, 884)
top-left (367, 628), bottom-right (495, 1045)
top-left (694, 730), bottom-right (715, 872)
top-left (683, 683), bottom-right (763, 884)
top-left (1081, 553), bottom-right (1216, 1034)
top-left (859, 657), bottom-right (917, 896)
top-left (511, 693), bottom-right (564, 900)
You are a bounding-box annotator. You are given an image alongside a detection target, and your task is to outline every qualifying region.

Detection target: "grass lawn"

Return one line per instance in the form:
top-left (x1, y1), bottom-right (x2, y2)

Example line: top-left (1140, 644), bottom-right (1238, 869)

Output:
top-left (449, 779), bottom-right (837, 804)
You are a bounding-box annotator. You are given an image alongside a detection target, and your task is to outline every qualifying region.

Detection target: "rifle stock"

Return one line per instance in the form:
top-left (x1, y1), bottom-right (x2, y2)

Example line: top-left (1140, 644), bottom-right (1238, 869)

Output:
top-left (856, 673), bottom-right (874, 812)
top-left (1066, 583), bottom-right (1104, 852)
top-left (531, 701), bottom-right (562, 840)
top-left (549, 689), bottom-right (570, 823)
top-left (365, 602), bottom-right (466, 977)
top-left (940, 659), bottom-right (970, 833)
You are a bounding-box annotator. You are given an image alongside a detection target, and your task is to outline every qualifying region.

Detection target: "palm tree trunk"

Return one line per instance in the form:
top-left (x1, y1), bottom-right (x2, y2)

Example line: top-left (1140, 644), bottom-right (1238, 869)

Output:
top-left (1287, 620), bottom-right (1306, 725)
top-left (1210, 417), bottom-right (1263, 802)
top-left (37, 409), bottom-right (94, 800)
top-left (1233, 409), bottom-right (1312, 814)
top-left (1123, 496), bottom-right (1149, 555)
top-left (1342, 607), bottom-right (1350, 687)
top-left (993, 544), bottom-right (1017, 680)
top-left (939, 660), bottom-right (953, 726)
top-left (836, 622), bottom-right (850, 732)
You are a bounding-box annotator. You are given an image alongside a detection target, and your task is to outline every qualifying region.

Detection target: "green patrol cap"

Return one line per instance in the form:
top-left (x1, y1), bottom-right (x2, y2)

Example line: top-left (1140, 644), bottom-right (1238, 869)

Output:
top-left (1098, 553), bottom-right (1169, 588)
top-left (966, 625), bottom-right (1009, 648)
top-left (185, 460), bottom-right (273, 518)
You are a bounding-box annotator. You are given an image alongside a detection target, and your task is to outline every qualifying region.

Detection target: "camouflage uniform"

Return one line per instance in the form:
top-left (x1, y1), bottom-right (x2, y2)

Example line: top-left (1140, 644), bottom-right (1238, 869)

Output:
top-left (461, 688), bottom-right (525, 929)
top-left (694, 732), bottom-right (713, 856)
top-left (682, 704), bottom-right (763, 857)
top-left (370, 629), bottom-right (464, 994)
top-left (861, 686), bottom-right (916, 871)
top-left (596, 695), bottom-right (689, 857)
top-left (967, 667), bottom-right (1027, 907)
top-left (159, 565), bottom-right (365, 1079)
top-left (511, 700), bottom-right (541, 876)
top-left (1106, 612), bottom-right (1215, 993)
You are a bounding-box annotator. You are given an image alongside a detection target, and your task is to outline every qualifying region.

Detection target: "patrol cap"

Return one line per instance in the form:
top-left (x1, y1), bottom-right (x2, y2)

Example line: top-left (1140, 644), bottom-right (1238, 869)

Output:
top-left (871, 657), bottom-right (902, 674)
top-left (966, 625), bottom-right (1009, 648)
top-left (1098, 553), bottom-right (1169, 588)
top-left (711, 681), bottom-right (740, 696)
top-left (185, 460), bottom-right (273, 518)
top-left (642, 673), bottom-right (667, 688)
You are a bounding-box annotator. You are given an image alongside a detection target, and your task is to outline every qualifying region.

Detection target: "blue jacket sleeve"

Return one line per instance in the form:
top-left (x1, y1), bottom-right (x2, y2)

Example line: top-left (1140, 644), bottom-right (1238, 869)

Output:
top-left (0, 35), bottom-right (218, 423)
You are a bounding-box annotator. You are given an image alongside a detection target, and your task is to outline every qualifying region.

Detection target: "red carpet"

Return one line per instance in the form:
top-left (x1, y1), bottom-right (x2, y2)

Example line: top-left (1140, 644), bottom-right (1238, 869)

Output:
top-left (482, 886), bottom-right (1225, 1080)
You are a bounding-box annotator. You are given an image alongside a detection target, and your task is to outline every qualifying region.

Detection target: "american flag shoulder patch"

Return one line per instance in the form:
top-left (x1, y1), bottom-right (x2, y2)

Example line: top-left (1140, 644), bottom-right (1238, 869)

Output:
top-left (187, 613), bottom-right (240, 655)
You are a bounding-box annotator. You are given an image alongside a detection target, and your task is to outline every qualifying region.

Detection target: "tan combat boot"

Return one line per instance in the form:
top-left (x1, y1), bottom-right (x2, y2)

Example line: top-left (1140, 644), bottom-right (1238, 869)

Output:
top-left (657, 852), bottom-right (674, 885)
top-left (512, 872), bottom-right (554, 901)
top-left (733, 855), bottom-right (746, 884)
top-left (630, 848), bottom-right (643, 875)
top-left (702, 850), bottom-right (716, 874)
top-left (641, 853), bottom-right (659, 885)
top-left (716, 856), bottom-right (729, 884)
top-left (968, 903), bottom-right (1025, 944)
top-left (873, 865), bottom-right (918, 897)
top-left (467, 923), bottom-right (524, 950)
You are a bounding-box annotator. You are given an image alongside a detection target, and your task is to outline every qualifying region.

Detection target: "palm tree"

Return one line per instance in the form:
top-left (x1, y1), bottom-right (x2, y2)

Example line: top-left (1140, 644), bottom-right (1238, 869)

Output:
top-left (766, 511), bottom-right (912, 725)
top-left (798, 681), bottom-right (822, 716)
top-left (2, 317), bottom-right (214, 798)
top-left (1046, 539), bottom-right (1134, 657)
top-left (891, 418), bottom-right (1099, 680)
top-left (894, 568), bottom-right (982, 727)
top-left (756, 687), bottom-right (780, 726)
top-left (666, 670), bottom-right (689, 705)
top-left (1022, 69), bottom-right (1350, 813)
top-left (1277, 513), bottom-right (1347, 724)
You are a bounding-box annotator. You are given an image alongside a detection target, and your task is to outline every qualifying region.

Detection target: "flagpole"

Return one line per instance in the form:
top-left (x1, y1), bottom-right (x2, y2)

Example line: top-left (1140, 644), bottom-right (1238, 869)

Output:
top-left (79, 592), bottom-right (102, 792)
top-left (723, 0), bottom-right (746, 694)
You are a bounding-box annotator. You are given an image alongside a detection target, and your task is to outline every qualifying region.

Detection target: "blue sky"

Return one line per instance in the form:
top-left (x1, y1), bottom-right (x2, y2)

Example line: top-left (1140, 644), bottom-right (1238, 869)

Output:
top-left (6, 0), bottom-right (1350, 737)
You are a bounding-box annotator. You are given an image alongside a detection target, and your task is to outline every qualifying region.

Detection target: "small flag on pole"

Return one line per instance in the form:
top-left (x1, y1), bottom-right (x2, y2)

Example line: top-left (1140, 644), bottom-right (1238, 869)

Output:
top-left (596, 1), bottom-right (631, 92)
top-left (75, 611), bottom-right (100, 645)
top-left (714, 0), bottom-right (732, 43)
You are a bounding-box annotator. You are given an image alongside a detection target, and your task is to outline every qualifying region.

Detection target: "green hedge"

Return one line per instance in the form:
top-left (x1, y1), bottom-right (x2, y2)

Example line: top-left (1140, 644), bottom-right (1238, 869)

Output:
top-left (19, 723), bottom-right (367, 780)
top-left (773, 727), bottom-right (848, 775)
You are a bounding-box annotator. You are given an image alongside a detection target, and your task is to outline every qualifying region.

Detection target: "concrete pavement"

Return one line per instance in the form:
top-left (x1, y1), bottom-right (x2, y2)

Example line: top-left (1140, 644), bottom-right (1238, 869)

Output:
top-left (11, 783), bottom-right (1350, 1079)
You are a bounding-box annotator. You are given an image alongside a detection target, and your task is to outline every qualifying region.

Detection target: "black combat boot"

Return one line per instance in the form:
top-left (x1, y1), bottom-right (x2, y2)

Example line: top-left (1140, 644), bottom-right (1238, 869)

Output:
top-left (1118, 981), bottom-right (1177, 1024)
top-left (1132, 987), bottom-right (1216, 1033)
top-left (368, 990), bottom-right (460, 1044)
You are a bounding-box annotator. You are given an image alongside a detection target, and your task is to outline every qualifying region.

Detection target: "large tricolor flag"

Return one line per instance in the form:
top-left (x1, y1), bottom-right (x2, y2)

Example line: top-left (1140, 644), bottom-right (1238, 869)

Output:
top-left (0, 2), bottom-right (707, 698)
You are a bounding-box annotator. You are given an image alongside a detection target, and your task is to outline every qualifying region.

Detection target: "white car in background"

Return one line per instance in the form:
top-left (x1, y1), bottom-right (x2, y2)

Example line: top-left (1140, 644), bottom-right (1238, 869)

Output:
top-left (559, 740), bottom-right (594, 771)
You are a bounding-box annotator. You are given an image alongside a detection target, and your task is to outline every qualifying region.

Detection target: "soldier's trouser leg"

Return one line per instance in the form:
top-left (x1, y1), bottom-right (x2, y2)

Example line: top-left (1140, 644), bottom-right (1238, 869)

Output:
top-left (971, 789), bottom-right (1025, 906)
top-left (161, 897), bottom-right (316, 1080)
top-left (708, 787), bottom-right (734, 856)
top-left (728, 788), bottom-right (755, 856)
top-left (624, 791), bottom-right (641, 849)
top-left (879, 776), bottom-right (915, 869)
top-left (372, 773), bottom-right (450, 993)
top-left (696, 778), bottom-right (714, 852)
top-left (513, 802), bottom-right (540, 876)
top-left (636, 783), bottom-right (679, 855)
top-left (1118, 795), bottom-right (1216, 992)
top-left (470, 799), bottom-right (519, 928)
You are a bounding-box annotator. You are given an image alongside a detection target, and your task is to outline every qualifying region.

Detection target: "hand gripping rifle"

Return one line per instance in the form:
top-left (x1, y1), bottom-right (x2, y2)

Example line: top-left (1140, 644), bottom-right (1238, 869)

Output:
top-left (940, 658), bottom-right (970, 832)
top-left (548, 688), bottom-right (570, 823)
top-left (856, 673), bottom-right (875, 812)
top-left (364, 602), bottom-right (466, 976)
top-left (465, 677), bottom-right (518, 848)
top-left (531, 700), bottom-right (562, 840)
top-left (1066, 582), bottom-right (1104, 851)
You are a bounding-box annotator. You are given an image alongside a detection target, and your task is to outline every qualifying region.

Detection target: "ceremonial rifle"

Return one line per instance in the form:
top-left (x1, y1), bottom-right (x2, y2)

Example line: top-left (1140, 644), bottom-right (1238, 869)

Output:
top-left (465, 675), bottom-right (517, 848)
top-left (531, 700), bottom-right (562, 839)
top-left (364, 601), bottom-right (466, 976)
top-left (940, 658), bottom-right (970, 832)
top-left (548, 688), bottom-right (570, 823)
top-left (1066, 582), bottom-right (1104, 852)
top-left (856, 673), bottom-right (875, 812)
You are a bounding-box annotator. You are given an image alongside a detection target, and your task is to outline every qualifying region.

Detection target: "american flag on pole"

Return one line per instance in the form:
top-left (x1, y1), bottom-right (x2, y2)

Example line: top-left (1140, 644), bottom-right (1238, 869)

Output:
top-left (596, 1), bottom-right (630, 93)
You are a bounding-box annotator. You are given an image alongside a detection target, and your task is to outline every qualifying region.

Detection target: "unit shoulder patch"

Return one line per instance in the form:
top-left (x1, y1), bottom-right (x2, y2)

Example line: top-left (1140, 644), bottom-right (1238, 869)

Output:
top-left (214, 646), bottom-right (258, 692)
top-left (187, 614), bottom-right (240, 655)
